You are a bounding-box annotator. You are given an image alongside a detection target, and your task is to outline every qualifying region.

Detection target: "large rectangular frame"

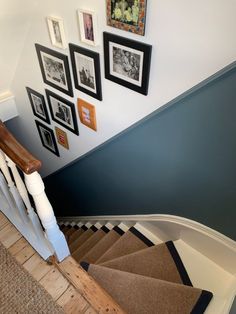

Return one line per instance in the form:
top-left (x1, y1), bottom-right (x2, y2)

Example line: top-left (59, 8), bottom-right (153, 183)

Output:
top-left (103, 32), bottom-right (152, 95)
top-left (69, 43), bottom-right (102, 101)
top-left (46, 89), bottom-right (79, 135)
top-left (35, 44), bottom-right (73, 97)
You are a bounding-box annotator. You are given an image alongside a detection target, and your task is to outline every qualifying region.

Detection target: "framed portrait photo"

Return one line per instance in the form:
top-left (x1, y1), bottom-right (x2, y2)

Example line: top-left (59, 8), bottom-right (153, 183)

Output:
top-left (77, 9), bottom-right (98, 46)
top-left (35, 120), bottom-right (59, 156)
top-left (26, 87), bottom-right (50, 124)
top-left (69, 43), bottom-right (102, 101)
top-left (35, 44), bottom-right (73, 97)
top-left (106, 0), bottom-right (147, 36)
top-left (46, 89), bottom-right (79, 135)
top-left (77, 98), bottom-right (97, 131)
top-left (103, 32), bottom-right (152, 95)
top-left (46, 16), bottom-right (67, 49)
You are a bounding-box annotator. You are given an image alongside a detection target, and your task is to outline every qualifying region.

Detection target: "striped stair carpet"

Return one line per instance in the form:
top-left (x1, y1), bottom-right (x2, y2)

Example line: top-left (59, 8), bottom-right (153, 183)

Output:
top-left (61, 223), bottom-right (213, 314)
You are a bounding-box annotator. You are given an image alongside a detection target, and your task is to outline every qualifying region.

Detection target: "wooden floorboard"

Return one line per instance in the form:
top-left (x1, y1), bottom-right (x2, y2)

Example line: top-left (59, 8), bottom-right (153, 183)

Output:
top-left (0, 211), bottom-right (111, 313)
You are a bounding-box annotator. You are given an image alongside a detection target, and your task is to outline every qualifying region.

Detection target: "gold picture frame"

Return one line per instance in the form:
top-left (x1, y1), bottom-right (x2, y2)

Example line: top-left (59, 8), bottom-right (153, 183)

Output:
top-left (77, 99), bottom-right (97, 131)
top-left (55, 126), bottom-right (69, 149)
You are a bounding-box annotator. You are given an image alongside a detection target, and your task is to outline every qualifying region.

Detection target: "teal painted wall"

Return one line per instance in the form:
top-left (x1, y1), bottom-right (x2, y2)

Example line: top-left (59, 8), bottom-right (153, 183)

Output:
top-left (44, 63), bottom-right (236, 240)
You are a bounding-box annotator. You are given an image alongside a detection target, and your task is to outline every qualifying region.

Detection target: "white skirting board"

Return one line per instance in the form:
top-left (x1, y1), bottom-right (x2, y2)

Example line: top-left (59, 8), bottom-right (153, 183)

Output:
top-left (0, 91), bottom-right (18, 121)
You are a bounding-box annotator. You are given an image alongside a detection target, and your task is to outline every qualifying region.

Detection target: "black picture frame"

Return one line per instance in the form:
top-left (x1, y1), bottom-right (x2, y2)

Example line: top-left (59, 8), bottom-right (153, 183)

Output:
top-left (103, 32), bottom-right (152, 95)
top-left (46, 89), bottom-right (79, 135)
top-left (35, 120), bottom-right (59, 156)
top-left (69, 43), bottom-right (102, 101)
top-left (26, 87), bottom-right (50, 124)
top-left (35, 44), bottom-right (73, 97)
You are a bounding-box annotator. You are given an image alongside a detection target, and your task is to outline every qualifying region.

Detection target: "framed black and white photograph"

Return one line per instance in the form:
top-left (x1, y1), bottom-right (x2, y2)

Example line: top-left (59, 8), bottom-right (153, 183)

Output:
top-left (77, 9), bottom-right (98, 46)
top-left (35, 120), bottom-right (59, 156)
top-left (69, 43), bottom-right (102, 101)
top-left (46, 89), bottom-right (79, 135)
top-left (106, 0), bottom-right (147, 36)
top-left (47, 16), bottom-right (67, 49)
top-left (26, 87), bottom-right (50, 123)
top-left (35, 44), bottom-right (73, 97)
top-left (103, 32), bottom-right (152, 95)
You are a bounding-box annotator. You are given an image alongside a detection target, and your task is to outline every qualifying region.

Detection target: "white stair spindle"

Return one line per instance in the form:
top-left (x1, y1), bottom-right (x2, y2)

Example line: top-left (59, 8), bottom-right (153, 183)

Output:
top-left (5, 156), bottom-right (46, 240)
top-left (0, 150), bottom-right (28, 223)
top-left (24, 171), bottom-right (70, 262)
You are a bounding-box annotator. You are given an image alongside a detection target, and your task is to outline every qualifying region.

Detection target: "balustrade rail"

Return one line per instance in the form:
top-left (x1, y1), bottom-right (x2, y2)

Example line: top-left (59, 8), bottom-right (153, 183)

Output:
top-left (0, 121), bottom-right (69, 261)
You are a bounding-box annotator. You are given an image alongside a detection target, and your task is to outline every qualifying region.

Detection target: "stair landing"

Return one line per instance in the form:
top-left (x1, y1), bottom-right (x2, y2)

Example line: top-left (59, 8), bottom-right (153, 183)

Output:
top-left (0, 212), bottom-right (97, 314)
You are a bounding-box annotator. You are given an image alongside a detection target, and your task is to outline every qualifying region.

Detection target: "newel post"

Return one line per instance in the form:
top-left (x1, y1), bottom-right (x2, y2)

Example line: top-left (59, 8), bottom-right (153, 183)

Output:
top-left (24, 171), bottom-right (70, 262)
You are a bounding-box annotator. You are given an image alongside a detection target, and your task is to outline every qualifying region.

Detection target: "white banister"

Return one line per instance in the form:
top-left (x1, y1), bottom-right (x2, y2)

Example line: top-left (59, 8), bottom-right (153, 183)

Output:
top-left (0, 150), bottom-right (28, 223)
top-left (24, 171), bottom-right (70, 262)
top-left (5, 156), bottom-right (48, 241)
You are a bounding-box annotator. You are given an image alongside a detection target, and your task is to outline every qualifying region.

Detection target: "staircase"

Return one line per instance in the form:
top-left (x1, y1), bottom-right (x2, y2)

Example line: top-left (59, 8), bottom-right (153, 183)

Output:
top-left (58, 216), bottom-right (236, 314)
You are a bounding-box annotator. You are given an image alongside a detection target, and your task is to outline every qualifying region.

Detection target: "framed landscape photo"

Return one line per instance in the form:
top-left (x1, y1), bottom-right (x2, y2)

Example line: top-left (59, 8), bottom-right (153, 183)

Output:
top-left (47, 16), bottom-right (67, 49)
top-left (35, 120), bottom-right (59, 156)
top-left (106, 0), bottom-right (147, 36)
top-left (35, 44), bottom-right (73, 97)
top-left (77, 9), bottom-right (98, 46)
top-left (46, 89), bottom-right (79, 135)
top-left (26, 87), bottom-right (50, 124)
top-left (69, 43), bottom-right (102, 101)
top-left (77, 98), bottom-right (97, 131)
top-left (103, 32), bottom-right (152, 95)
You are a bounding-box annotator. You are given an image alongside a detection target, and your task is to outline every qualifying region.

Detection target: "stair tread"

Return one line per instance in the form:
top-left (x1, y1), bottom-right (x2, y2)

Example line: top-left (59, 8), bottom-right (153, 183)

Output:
top-left (81, 263), bottom-right (213, 314)
top-left (72, 229), bottom-right (108, 263)
top-left (68, 228), bottom-right (85, 245)
top-left (96, 227), bottom-right (154, 264)
top-left (99, 241), bottom-right (192, 285)
top-left (69, 228), bottom-right (95, 254)
top-left (82, 228), bottom-right (123, 264)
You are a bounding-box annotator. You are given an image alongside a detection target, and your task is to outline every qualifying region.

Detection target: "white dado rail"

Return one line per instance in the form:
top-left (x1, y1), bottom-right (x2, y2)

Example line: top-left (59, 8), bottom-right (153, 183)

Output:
top-left (0, 121), bottom-right (69, 261)
top-left (0, 90), bottom-right (18, 121)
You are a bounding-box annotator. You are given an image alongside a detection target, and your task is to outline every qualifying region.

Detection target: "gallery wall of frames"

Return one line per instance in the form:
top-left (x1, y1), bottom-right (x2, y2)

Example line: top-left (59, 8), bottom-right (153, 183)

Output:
top-left (27, 0), bottom-right (151, 159)
top-left (8, 0), bottom-right (234, 176)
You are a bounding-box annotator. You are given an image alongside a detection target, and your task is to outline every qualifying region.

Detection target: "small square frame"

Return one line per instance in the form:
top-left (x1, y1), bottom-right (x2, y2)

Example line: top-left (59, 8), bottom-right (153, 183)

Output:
top-left (46, 89), bottom-right (79, 135)
top-left (69, 43), bottom-right (102, 100)
top-left (55, 126), bottom-right (69, 149)
top-left (35, 44), bottom-right (73, 97)
top-left (26, 87), bottom-right (50, 124)
top-left (77, 9), bottom-right (98, 46)
top-left (77, 98), bottom-right (97, 131)
top-left (106, 0), bottom-right (148, 36)
top-left (103, 32), bottom-right (152, 95)
top-left (46, 16), bottom-right (67, 49)
top-left (35, 120), bottom-right (59, 156)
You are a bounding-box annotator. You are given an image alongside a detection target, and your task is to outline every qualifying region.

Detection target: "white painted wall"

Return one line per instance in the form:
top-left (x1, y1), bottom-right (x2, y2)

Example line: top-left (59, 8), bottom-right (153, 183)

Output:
top-left (0, 0), bottom-right (38, 93)
top-left (3, 0), bottom-right (236, 176)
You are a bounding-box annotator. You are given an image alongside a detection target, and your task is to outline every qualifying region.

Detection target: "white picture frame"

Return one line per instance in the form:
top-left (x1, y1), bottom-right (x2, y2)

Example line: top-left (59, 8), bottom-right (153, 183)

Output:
top-left (77, 9), bottom-right (98, 46)
top-left (47, 16), bottom-right (67, 49)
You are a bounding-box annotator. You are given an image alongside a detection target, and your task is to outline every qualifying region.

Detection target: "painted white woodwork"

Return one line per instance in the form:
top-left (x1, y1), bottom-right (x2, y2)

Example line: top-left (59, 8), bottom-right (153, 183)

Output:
top-left (24, 171), bottom-right (70, 262)
top-left (58, 214), bottom-right (236, 314)
top-left (0, 91), bottom-right (18, 121)
top-left (0, 172), bottom-right (53, 259)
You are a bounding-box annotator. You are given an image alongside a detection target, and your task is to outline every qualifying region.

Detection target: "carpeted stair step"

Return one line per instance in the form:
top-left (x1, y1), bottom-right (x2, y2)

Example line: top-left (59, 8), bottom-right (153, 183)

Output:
top-left (72, 226), bottom-right (110, 262)
top-left (81, 226), bottom-right (125, 264)
top-left (80, 263), bottom-right (213, 314)
top-left (69, 226), bottom-right (95, 254)
top-left (68, 226), bottom-right (86, 245)
top-left (99, 241), bottom-right (192, 285)
top-left (96, 226), bottom-right (154, 264)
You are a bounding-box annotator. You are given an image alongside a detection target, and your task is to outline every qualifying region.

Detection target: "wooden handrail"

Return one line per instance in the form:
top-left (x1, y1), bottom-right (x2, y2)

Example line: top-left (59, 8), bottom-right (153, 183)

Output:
top-left (0, 121), bottom-right (41, 174)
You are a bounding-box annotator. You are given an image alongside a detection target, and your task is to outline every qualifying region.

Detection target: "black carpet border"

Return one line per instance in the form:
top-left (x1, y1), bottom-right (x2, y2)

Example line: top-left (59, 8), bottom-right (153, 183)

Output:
top-left (130, 227), bottom-right (154, 247)
top-left (191, 290), bottom-right (213, 314)
top-left (166, 241), bottom-right (193, 286)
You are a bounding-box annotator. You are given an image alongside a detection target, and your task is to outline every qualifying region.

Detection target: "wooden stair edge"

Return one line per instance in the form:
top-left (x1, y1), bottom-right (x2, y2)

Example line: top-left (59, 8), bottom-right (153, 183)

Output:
top-left (54, 255), bottom-right (126, 314)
